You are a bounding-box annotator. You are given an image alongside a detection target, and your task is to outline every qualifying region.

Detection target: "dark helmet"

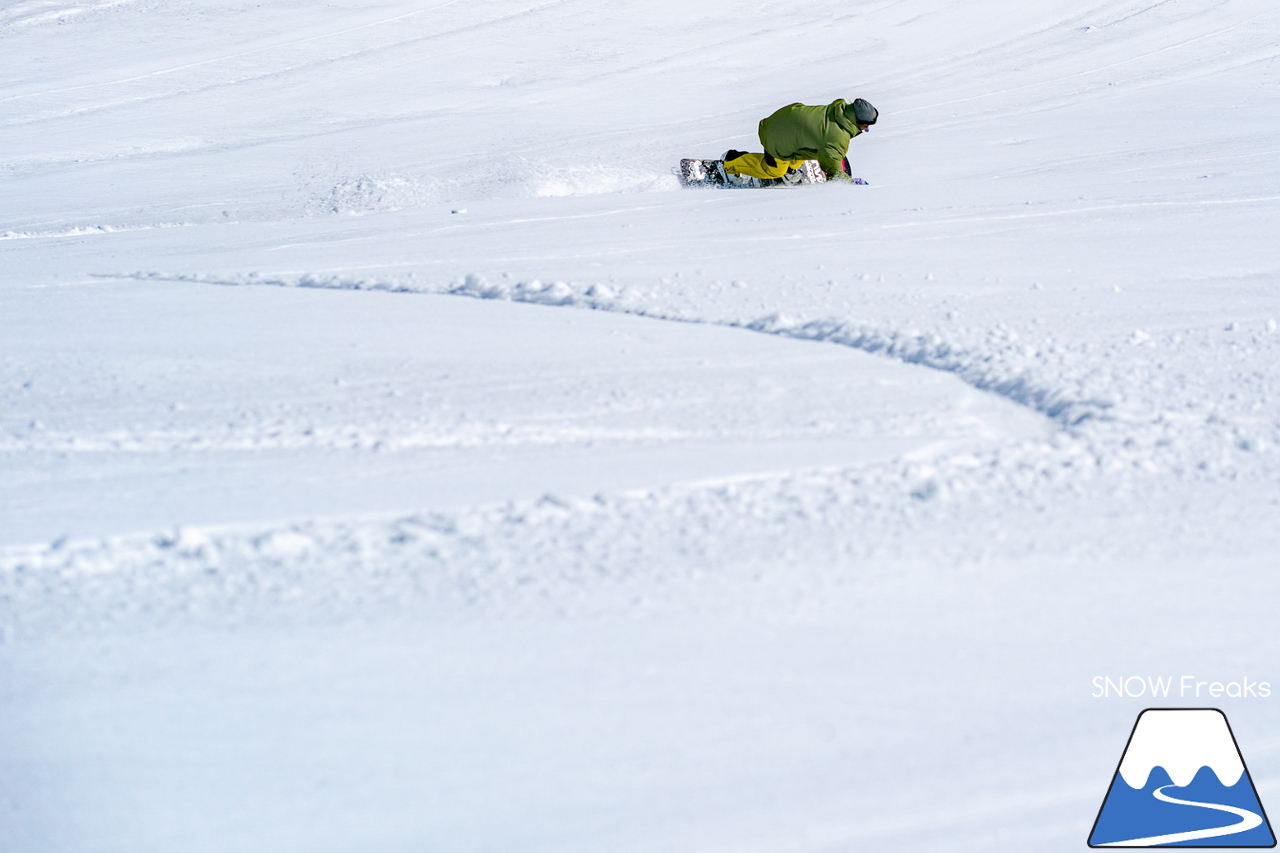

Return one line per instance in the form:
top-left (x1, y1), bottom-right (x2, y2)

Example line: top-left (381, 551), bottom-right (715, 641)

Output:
top-left (851, 98), bottom-right (878, 125)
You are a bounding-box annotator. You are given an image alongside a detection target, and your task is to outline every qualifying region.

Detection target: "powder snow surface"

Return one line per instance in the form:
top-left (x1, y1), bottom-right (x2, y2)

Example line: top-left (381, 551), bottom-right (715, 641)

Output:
top-left (2, 1), bottom-right (1279, 851)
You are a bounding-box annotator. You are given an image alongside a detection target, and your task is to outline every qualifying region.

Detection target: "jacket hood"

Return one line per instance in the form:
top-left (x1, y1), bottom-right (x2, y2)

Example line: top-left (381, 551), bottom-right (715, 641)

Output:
top-left (828, 99), bottom-right (861, 136)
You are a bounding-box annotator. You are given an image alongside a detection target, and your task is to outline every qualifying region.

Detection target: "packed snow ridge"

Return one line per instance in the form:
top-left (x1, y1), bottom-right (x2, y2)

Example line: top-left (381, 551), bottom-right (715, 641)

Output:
top-left (118, 269), bottom-right (1111, 428)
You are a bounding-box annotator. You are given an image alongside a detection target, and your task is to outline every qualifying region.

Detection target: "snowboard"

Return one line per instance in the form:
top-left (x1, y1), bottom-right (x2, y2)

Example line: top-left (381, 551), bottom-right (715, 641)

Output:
top-left (678, 158), bottom-right (827, 189)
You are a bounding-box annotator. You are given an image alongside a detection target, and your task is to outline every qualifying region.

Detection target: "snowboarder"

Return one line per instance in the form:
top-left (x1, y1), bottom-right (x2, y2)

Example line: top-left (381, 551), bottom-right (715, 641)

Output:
top-left (723, 98), bottom-right (877, 183)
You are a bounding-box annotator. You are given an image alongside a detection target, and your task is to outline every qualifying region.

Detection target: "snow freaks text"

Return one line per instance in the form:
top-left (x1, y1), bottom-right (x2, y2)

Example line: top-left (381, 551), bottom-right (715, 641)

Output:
top-left (1092, 676), bottom-right (1272, 699)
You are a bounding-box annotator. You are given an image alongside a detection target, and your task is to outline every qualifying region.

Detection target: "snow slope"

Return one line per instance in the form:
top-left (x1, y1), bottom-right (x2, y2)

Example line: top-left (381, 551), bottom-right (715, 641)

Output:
top-left (3, 1), bottom-right (1280, 851)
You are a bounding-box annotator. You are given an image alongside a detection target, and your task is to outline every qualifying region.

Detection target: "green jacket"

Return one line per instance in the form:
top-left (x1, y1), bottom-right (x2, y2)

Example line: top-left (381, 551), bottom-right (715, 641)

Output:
top-left (758, 99), bottom-right (862, 179)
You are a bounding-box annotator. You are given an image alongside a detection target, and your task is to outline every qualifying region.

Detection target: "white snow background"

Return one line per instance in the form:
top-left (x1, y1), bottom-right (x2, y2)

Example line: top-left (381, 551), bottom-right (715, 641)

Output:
top-left (3, 0), bottom-right (1280, 850)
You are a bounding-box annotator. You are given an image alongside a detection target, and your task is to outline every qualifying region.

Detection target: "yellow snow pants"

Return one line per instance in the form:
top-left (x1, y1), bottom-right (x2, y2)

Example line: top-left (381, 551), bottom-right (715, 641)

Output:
top-left (722, 152), bottom-right (806, 180)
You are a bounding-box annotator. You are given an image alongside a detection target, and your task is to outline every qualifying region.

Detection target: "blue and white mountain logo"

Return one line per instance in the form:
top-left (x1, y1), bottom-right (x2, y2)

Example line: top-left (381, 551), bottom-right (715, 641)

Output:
top-left (1089, 708), bottom-right (1275, 847)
